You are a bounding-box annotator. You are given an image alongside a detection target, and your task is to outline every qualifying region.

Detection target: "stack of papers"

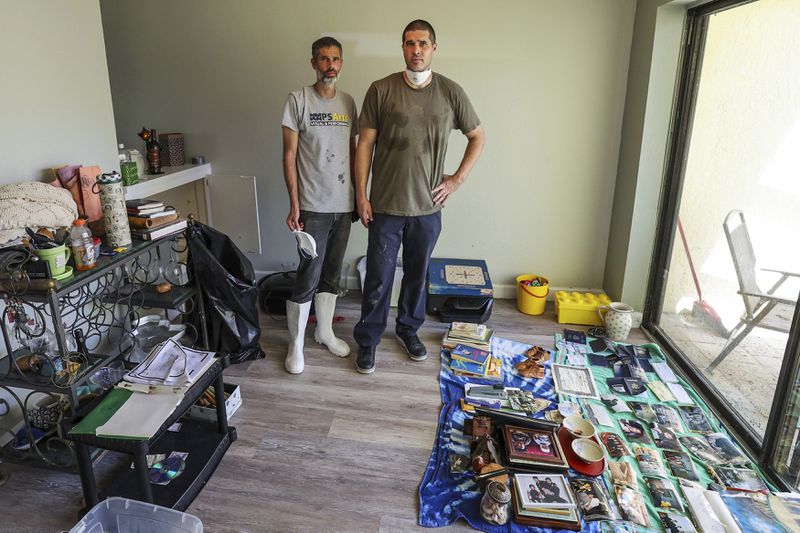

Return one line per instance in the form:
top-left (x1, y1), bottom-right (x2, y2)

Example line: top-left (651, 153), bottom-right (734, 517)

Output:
top-left (442, 321), bottom-right (493, 351)
top-left (125, 339), bottom-right (216, 389)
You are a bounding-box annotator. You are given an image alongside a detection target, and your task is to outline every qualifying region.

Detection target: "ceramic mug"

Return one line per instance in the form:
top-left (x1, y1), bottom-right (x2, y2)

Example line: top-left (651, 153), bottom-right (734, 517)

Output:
top-left (32, 245), bottom-right (71, 276)
top-left (598, 302), bottom-right (634, 341)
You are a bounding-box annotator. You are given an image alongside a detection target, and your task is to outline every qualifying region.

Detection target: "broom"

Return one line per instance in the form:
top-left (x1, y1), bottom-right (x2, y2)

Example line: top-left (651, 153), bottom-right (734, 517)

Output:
top-left (677, 218), bottom-right (728, 337)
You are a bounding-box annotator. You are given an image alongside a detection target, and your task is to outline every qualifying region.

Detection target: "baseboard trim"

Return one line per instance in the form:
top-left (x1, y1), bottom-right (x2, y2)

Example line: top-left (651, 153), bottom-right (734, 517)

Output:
top-left (254, 269), bottom-right (606, 302)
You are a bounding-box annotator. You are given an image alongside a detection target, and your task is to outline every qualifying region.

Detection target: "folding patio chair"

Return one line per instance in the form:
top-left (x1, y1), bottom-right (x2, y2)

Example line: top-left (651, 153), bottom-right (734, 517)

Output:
top-left (706, 210), bottom-right (799, 372)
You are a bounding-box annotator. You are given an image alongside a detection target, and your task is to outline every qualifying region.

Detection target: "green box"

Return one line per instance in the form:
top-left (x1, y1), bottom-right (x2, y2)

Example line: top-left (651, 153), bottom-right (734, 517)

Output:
top-left (120, 161), bottom-right (139, 186)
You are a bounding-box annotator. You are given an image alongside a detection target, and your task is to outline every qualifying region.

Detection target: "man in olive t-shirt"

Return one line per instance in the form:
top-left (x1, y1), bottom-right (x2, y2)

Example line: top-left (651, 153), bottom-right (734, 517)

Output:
top-left (353, 19), bottom-right (486, 374)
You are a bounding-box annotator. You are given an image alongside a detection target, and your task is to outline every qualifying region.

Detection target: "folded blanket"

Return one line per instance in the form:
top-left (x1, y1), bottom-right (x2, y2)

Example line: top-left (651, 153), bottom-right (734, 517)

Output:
top-left (0, 181), bottom-right (78, 244)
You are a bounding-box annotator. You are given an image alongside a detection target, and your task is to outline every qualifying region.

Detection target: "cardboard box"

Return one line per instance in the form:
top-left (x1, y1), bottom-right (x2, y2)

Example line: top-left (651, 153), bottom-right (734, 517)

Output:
top-left (185, 382), bottom-right (241, 422)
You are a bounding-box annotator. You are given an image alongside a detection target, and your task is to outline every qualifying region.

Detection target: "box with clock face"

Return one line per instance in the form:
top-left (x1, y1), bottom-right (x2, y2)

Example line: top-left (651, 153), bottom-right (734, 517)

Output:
top-left (427, 258), bottom-right (493, 324)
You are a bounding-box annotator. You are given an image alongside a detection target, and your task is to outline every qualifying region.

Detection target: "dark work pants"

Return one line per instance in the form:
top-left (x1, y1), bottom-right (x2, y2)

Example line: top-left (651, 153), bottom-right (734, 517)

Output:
top-left (290, 210), bottom-right (351, 303)
top-left (353, 211), bottom-right (442, 347)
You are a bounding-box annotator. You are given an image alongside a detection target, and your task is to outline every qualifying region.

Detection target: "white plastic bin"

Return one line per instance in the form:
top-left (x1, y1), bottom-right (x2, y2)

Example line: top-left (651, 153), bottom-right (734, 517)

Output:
top-left (356, 255), bottom-right (403, 307)
top-left (70, 497), bottom-right (203, 533)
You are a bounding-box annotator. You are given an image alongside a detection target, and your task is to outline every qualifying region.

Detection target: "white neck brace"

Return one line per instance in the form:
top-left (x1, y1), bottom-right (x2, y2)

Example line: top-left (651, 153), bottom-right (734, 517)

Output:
top-left (405, 68), bottom-right (432, 86)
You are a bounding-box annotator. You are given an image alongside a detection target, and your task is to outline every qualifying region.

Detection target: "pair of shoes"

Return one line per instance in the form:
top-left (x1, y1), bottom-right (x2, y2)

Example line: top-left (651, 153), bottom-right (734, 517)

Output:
top-left (356, 345), bottom-right (376, 374)
top-left (396, 332), bottom-right (427, 361)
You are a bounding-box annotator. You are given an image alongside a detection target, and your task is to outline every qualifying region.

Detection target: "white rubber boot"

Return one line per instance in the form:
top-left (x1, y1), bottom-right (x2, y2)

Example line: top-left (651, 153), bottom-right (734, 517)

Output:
top-left (313, 292), bottom-right (350, 357)
top-left (285, 300), bottom-right (311, 374)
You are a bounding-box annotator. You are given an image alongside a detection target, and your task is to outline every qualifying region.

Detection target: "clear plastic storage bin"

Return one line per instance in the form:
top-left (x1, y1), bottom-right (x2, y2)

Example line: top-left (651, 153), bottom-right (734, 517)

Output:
top-left (70, 497), bottom-right (203, 533)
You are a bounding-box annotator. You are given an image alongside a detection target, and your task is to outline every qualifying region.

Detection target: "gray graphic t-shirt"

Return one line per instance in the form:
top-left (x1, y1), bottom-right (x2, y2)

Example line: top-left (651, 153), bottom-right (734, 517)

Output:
top-left (282, 86), bottom-right (358, 212)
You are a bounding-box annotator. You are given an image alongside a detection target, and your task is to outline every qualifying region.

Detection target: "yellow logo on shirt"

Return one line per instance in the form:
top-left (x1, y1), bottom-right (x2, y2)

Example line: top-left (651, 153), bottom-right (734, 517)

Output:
top-left (310, 112), bottom-right (350, 127)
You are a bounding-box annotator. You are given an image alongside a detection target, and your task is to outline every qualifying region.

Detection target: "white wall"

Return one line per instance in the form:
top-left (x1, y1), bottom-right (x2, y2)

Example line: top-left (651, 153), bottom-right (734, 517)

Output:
top-left (0, 0), bottom-right (118, 185)
top-left (603, 0), bottom-right (686, 308)
top-left (100, 0), bottom-right (636, 295)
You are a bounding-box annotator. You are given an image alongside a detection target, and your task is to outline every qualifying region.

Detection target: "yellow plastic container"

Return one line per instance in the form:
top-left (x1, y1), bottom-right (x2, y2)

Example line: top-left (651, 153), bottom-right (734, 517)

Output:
top-left (516, 274), bottom-right (549, 315)
top-left (555, 291), bottom-right (612, 325)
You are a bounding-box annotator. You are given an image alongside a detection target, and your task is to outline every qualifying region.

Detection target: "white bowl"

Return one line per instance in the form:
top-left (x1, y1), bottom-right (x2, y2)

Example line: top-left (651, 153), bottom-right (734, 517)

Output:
top-left (571, 438), bottom-right (604, 464)
top-left (562, 415), bottom-right (596, 440)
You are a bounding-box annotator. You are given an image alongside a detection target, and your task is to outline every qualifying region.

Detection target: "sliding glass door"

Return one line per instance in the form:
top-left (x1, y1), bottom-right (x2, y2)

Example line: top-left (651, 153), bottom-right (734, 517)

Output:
top-left (643, 0), bottom-right (800, 489)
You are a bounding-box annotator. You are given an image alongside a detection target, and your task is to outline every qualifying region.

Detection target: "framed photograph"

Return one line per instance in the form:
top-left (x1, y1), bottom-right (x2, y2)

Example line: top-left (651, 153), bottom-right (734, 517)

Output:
top-left (503, 425), bottom-right (568, 469)
top-left (619, 418), bottom-right (651, 444)
top-left (552, 364), bottom-right (600, 399)
top-left (516, 473), bottom-right (576, 508)
top-left (646, 476), bottom-right (684, 512)
top-left (679, 406), bottom-right (714, 434)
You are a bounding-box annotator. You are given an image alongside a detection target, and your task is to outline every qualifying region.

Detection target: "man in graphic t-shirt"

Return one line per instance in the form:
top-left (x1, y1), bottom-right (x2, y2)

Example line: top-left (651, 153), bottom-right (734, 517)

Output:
top-left (280, 36), bottom-right (358, 375)
top-left (353, 20), bottom-right (486, 373)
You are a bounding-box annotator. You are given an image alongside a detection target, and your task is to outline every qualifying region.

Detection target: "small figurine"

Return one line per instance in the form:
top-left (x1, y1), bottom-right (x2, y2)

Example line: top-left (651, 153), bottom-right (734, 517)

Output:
top-left (138, 127), bottom-right (163, 174)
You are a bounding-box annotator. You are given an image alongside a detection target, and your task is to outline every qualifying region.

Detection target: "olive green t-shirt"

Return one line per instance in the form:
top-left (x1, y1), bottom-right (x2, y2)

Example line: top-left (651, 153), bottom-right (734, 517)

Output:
top-left (359, 72), bottom-right (480, 216)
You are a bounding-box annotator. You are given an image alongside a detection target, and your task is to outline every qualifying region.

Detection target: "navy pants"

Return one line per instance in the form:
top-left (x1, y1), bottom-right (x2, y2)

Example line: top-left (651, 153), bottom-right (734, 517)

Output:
top-left (290, 210), bottom-right (351, 303)
top-left (354, 211), bottom-right (442, 347)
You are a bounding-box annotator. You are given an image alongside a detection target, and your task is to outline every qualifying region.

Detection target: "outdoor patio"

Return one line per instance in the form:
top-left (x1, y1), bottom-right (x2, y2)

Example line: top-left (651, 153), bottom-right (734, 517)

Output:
top-left (660, 310), bottom-right (788, 437)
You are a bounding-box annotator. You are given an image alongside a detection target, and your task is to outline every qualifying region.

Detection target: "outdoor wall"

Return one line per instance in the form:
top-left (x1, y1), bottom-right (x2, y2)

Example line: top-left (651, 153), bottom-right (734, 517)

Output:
top-left (0, 0), bottom-right (118, 185)
top-left (662, 0), bottom-right (800, 325)
top-left (99, 0), bottom-right (636, 296)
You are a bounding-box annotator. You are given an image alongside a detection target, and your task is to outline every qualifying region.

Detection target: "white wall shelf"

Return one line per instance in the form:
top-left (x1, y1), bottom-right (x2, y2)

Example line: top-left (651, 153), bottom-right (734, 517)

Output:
top-left (124, 163), bottom-right (211, 200)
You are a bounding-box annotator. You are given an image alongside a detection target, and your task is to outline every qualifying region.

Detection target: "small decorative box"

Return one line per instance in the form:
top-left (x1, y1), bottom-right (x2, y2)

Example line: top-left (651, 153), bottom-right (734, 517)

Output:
top-left (158, 132), bottom-right (185, 166)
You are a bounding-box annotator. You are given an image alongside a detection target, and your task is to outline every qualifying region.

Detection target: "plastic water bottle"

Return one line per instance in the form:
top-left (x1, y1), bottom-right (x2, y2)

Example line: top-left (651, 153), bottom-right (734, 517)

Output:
top-left (70, 219), bottom-right (96, 271)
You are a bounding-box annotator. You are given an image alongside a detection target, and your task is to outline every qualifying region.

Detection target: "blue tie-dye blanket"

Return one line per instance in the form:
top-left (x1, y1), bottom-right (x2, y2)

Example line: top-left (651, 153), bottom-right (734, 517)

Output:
top-left (418, 336), bottom-right (595, 532)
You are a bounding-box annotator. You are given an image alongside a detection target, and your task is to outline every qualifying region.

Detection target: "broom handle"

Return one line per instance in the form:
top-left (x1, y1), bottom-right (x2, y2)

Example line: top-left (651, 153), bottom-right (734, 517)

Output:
top-left (677, 218), bottom-right (703, 301)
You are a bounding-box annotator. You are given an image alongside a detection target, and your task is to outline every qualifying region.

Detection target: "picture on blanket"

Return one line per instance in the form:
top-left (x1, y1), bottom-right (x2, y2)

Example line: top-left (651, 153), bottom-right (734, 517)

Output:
top-left (663, 450), bottom-right (699, 481)
top-left (628, 401), bottom-right (656, 422)
top-left (601, 394), bottom-right (632, 413)
top-left (705, 433), bottom-right (748, 465)
top-left (619, 418), bottom-right (651, 444)
top-left (679, 406), bottom-right (714, 434)
top-left (615, 485), bottom-right (651, 527)
top-left (570, 477), bottom-right (619, 521)
top-left (551, 364), bottom-right (600, 399)
top-left (653, 404), bottom-right (683, 431)
top-left (649, 422), bottom-right (681, 451)
top-left (679, 436), bottom-right (727, 466)
top-left (646, 476), bottom-right (684, 512)
top-left (635, 446), bottom-right (667, 477)
top-left (516, 473), bottom-right (575, 508)
top-left (658, 511), bottom-right (698, 533)
top-left (716, 467), bottom-right (768, 492)
top-left (600, 432), bottom-right (632, 458)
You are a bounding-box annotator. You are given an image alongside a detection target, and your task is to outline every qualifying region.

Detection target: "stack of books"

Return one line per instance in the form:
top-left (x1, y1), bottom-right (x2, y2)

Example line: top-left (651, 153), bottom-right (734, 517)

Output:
top-left (126, 198), bottom-right (187, 240)
top-left (443, 322), bottom-right (501, 381)
top-left (442, 321), bottom-right (492, 351)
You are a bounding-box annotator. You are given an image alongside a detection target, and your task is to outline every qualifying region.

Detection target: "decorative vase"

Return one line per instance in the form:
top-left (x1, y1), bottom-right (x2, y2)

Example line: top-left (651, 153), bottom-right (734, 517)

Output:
top-left (598, 302), bottom-right (634, 341)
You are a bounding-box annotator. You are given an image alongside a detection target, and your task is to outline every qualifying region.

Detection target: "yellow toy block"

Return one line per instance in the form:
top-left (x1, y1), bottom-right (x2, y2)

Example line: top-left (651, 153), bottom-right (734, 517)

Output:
top-left (555, 291), bottom-right (612, 326)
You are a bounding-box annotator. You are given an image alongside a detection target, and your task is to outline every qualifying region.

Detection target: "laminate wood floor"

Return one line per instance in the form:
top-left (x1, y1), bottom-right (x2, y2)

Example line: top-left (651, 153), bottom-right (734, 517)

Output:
top-left (0, 295), bottom-right (648, 533)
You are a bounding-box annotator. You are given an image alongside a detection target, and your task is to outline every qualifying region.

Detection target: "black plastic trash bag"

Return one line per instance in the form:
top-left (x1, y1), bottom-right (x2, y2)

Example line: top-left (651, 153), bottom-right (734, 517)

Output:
top-left (187, 221), bottom-right (265, 364)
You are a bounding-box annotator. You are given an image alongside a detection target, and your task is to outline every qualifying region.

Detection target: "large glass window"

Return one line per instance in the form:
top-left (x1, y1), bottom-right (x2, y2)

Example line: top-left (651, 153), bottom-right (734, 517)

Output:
top-left (644, 0), bottom-right (800, 466)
